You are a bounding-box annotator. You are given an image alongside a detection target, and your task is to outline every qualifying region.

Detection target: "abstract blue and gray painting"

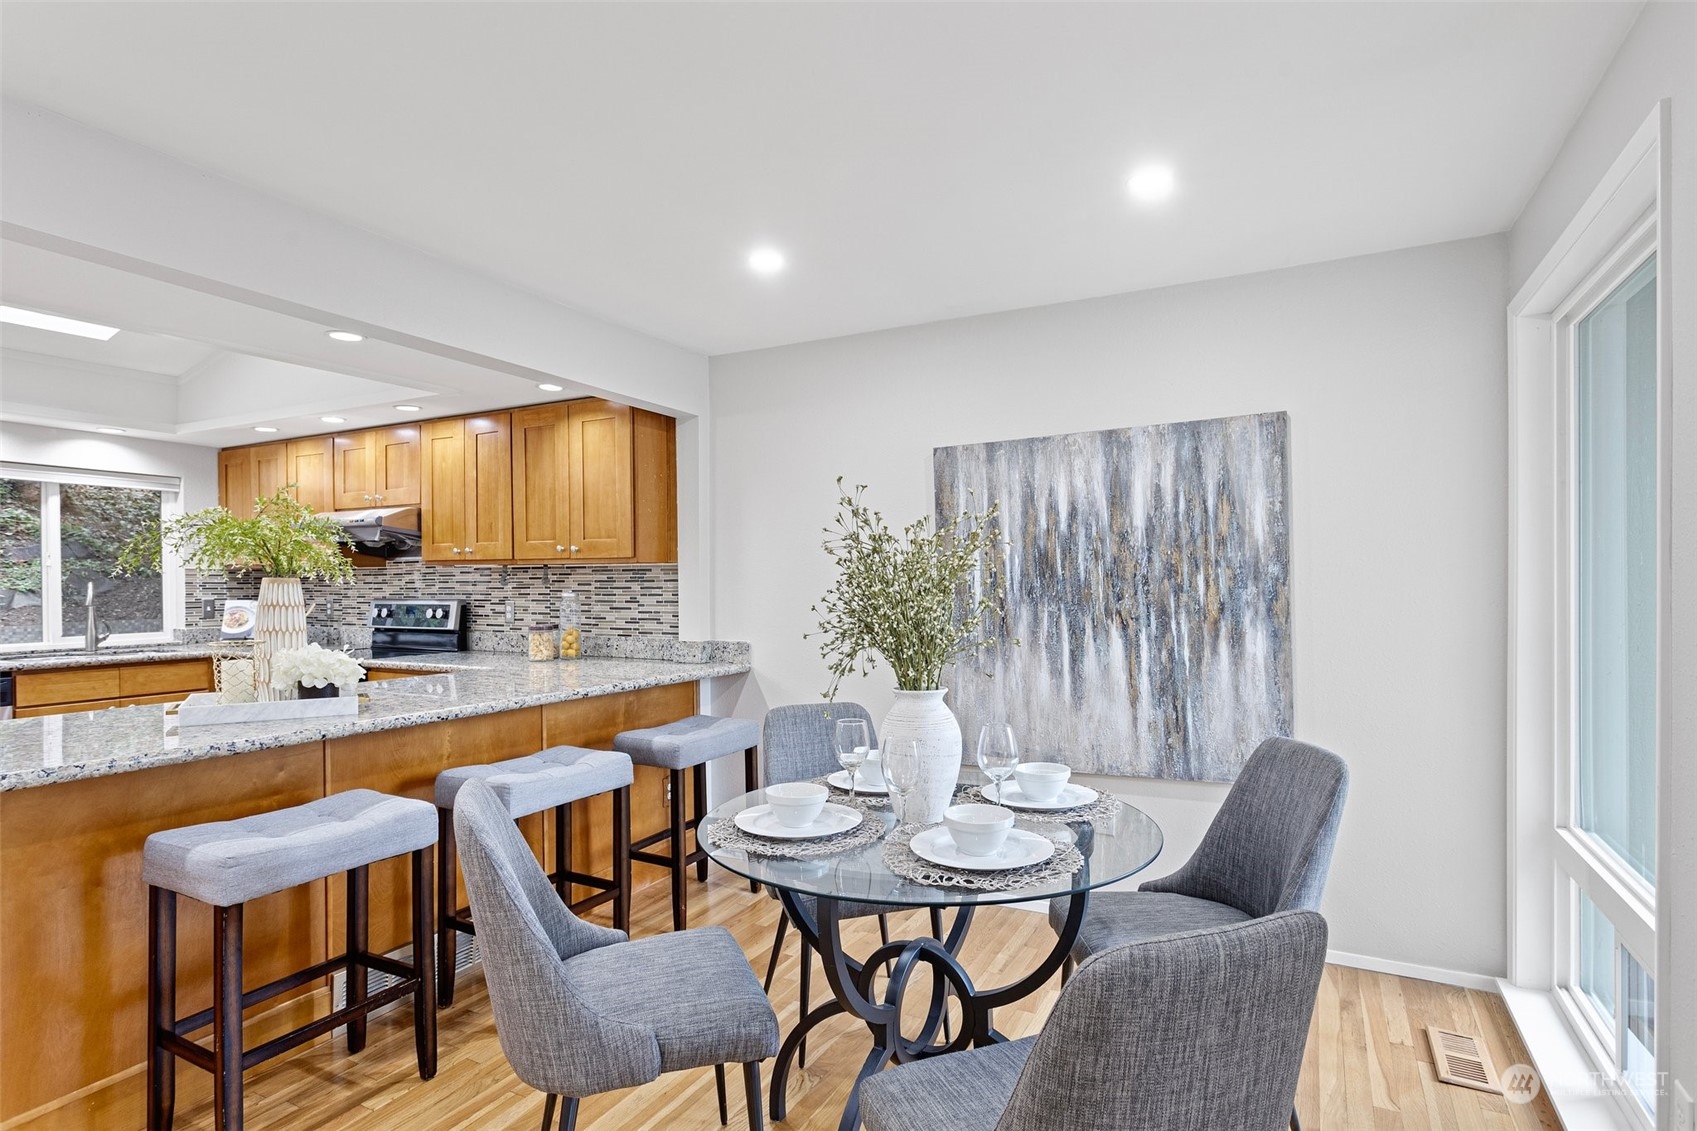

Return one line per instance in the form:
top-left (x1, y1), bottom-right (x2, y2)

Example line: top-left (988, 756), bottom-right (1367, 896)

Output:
top-left (934, 411), bottom-right (1292, 783)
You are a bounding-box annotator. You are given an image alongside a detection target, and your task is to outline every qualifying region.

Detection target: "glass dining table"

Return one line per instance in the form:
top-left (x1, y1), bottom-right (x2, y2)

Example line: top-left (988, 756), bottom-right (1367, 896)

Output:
top-left (699, 775), bottom-right (1164, 1131)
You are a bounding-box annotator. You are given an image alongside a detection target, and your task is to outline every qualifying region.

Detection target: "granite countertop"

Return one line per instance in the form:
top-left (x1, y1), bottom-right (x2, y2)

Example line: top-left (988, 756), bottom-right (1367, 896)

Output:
top-left (0, 646), bottom-right (751, 790)
top-left (0, 643), bottom-right (225, 671)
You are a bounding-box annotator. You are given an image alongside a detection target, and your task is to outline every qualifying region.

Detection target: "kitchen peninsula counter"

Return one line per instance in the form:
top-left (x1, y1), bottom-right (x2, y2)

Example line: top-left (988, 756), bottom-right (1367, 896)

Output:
top-left (0, 644), bottom-right (749, 1130)
top-left (0, 646), bottom-right (750, 790)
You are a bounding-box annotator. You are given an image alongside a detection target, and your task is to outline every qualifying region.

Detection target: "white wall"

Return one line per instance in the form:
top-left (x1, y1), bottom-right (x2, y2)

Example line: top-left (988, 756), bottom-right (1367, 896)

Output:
top-left (1507, 4), bottom-right (1696, 1123)
top-left (0, 419), bottom-right (218, 510)
top-left (710, 235), bottom-right (1510, 979)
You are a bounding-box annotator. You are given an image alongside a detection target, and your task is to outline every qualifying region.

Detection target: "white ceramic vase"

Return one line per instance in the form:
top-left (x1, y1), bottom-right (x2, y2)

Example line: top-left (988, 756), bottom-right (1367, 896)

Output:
top-left (881, 688), bottom-right (962, 826)
top-left (253, 576), bottom-right (309, 702)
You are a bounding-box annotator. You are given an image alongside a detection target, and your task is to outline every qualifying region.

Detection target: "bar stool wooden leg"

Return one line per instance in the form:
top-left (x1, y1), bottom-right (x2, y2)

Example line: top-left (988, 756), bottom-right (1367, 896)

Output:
top-left (744, 746), bottom-right (760, 892)
top-left (669, 767), bottom-right (688, 931)
top-left (211, 904), bottom-right (244, 1131)
top-left (345, 864), bottom-right (369, 1053)
top-left (147, 886), bottom-right (177, 1131)
top-left (410, 846), bottom-right (438, 1079)
top-left (691, 762), bottom-right (709, 882)
top-left (612, 785), bottom-right (632, 934)
top-left (553, 801), bottom-right (572, 904)
top-left (436, 808), bottom-right (459, 1008)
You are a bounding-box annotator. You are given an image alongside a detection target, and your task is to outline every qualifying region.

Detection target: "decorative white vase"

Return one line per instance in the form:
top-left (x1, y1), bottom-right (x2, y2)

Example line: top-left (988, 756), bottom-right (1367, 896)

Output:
top-left (881, 689), bottom-right (962, 826)
top-left (253, 576), bottom-right (309, 702)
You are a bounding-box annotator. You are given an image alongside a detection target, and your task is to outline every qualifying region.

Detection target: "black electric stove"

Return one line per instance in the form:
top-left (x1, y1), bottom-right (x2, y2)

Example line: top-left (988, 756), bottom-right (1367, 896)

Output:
top-left (368, 599), bottom-right (470, 658)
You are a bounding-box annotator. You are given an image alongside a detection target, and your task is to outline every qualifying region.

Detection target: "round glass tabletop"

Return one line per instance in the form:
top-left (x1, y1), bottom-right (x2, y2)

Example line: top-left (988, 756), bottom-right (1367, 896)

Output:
top-left (700, 778), bottom-right (1163, 908)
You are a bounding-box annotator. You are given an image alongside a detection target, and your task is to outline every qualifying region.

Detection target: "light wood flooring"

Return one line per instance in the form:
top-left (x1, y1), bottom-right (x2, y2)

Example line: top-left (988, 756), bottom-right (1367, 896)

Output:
top-left (146, 871), bottom-right (1559, 1131)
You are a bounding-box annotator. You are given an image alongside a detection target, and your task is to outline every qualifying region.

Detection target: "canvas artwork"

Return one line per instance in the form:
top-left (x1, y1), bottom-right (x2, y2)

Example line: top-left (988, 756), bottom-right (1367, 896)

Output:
top-left (934, 411), bottom-right (1292, 782)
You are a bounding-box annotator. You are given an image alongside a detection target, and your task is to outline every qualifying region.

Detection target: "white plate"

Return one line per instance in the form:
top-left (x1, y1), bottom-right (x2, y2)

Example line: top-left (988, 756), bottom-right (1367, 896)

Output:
top-left (826, 769), bottom-right (889, 795)
top-left (734, 802), bottom-right (863, 840)
top-left (909, 826), bottom-right (1056, 871)
top-left (978, 781), bottom-right (1100, 811)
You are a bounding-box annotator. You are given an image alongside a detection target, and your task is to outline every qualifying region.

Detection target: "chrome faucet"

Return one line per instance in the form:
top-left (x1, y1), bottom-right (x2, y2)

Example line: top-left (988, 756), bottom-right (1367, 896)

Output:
top-left (82, 582), bottom-right (111, 652)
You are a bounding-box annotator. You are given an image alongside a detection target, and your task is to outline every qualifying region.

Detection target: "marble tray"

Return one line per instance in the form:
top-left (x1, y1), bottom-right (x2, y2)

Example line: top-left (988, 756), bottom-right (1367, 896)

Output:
top-left (172, 691), bottom-right (360, 727)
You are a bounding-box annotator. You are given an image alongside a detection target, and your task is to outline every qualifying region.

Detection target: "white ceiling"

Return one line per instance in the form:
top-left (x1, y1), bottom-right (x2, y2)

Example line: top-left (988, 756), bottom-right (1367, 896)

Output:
top-left (0, 2), bottom-right (1642, 355)
top-left (0, 322), bottom-right (218, 377)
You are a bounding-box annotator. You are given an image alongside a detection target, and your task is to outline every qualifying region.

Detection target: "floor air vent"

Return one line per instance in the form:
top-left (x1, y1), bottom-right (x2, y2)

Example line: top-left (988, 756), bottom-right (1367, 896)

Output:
top-left (1427, 1027), bottom-right (1503, 1094)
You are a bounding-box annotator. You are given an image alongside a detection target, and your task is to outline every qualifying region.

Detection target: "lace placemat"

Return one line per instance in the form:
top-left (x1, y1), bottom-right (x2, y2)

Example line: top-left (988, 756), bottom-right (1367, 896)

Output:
top-left (704, 809), bottom-right (887, 859)
top-left (882, 823), bottom-right (1084, 891)
top-left (967, 784), bottom-right (1124, 826)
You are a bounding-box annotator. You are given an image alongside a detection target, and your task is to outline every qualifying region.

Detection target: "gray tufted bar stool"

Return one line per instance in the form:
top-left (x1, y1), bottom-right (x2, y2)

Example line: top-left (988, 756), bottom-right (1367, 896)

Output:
top-left (143, 788), bottom-right (439, 1131)
top-left (433, 745), bottom-right (633, 1006)
top-left (613, 714), bottom-right (761, 931)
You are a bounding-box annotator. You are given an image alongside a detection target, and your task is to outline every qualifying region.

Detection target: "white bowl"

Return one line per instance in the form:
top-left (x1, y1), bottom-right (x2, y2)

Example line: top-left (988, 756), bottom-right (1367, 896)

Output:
top-left (943, 803), bottom-right (1017, 857)
top-left (765, 782), bottom-right (829, 828)
top-left (1012, 761), bottom-right (1072, 802)
top-left (856, 748), bottom-right (886, 788)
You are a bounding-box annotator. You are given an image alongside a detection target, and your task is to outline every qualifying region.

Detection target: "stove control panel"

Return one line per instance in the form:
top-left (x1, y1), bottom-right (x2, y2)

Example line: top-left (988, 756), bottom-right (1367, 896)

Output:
top-left (368, 600), bottom-right (465, 631)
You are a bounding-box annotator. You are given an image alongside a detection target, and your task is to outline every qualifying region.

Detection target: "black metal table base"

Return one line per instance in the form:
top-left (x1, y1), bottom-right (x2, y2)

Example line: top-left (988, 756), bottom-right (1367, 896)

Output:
top-left (769, 890), bottom-right (1088, 1131)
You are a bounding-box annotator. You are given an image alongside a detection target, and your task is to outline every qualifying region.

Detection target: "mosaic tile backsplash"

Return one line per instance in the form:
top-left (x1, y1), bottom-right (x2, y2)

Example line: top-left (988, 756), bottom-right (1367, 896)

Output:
top-left (185, 560), bottom-right (679, 639)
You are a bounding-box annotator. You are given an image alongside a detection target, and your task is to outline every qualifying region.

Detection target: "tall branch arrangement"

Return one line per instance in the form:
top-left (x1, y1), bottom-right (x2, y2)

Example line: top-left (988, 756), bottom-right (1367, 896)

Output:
top-left (117, 488), bottom-right (354, 583)
top-left (811, 478), bottom-right (1013, 697)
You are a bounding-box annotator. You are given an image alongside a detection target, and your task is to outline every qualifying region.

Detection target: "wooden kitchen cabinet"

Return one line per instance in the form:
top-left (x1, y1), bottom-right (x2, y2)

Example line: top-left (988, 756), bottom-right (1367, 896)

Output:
top-left (217, 397), bottom-right (675, 563)
top-left (12, 658), bottom-right (214, 717)
top-left (566, 399), bottom-right (635, 559)
top-left (286, 436), bottom-right (334, 513)
top-left (217, 447), bottom-right (255, 518)
top-left (421, 413), bottom-right (511, 561)
top-left (511, 403), bottom-right (571, 559)
top-left (333, 425), bottom-right (421, 510)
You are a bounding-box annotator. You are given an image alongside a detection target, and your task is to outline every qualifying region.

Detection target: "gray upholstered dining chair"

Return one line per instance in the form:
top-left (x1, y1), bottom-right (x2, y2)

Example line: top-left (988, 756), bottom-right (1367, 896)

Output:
top-left (453, 779), bottom-right (779, 1131)
top-left (758, 702), bottom-right (913, 1063)
top-left (860, 910), bottom-right (1329, 1131)
top-left (1050, 736), bottom-right (1347, 968)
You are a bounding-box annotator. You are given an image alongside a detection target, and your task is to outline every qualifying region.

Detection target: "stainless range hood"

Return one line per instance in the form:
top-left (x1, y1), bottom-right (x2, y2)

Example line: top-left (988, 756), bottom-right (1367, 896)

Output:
top-left (328, 506), bottom-right (421, 559)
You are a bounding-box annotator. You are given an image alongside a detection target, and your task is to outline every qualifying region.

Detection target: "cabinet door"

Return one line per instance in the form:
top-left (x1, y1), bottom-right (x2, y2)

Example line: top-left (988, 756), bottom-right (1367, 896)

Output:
top-left (420, 418), bottom-right (467, 561)
top-left (217, 447), bottom-right (255, 519)
top-left (511, 404), bottom-right (571, 560)
top-left (567, 400), bottom-right (635, 559)
top-left (252, 442), bottom-right (290, 503)
top-left (373, 425), bottom-right (421, 506)
top-left (333, 430), bottom-right (376, 510)
top-left (464, 412), bottom-right (513, 560)
top-left (287, 437), bottom-right (334, 513)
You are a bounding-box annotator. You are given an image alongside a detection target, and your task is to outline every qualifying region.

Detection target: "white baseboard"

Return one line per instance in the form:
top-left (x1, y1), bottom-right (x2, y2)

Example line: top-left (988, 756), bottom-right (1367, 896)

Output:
top-left (1324, 948), bottom-right (1498, 991)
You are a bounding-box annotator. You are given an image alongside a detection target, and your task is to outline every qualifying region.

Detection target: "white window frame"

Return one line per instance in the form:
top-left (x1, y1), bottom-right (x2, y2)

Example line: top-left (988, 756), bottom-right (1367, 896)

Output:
top-left (0, 461), bottom-right (184, 651)
top-left (1506, 102), bottom-right (1671, 1131)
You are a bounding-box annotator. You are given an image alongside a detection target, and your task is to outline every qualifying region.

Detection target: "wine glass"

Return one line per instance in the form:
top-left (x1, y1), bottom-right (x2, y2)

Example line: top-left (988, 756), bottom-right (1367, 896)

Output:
top-left (882, 736), bottom-right (920, 822)
top-left (976, 723), bottom-right (1020, 803)
top-left (835, 717), bottom-right (871, 800)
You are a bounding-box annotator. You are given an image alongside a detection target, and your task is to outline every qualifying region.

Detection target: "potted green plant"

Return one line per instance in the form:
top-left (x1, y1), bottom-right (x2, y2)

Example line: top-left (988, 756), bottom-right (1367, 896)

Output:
top-left (812, 479), bottom-right (1011, 823)
top-left (120, 488), bottom-right (353, 700)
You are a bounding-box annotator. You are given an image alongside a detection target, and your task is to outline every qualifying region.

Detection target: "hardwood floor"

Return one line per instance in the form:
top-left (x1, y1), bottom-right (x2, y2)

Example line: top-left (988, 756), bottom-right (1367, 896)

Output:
top-left (148, 870), bottom-right (1558, 1131)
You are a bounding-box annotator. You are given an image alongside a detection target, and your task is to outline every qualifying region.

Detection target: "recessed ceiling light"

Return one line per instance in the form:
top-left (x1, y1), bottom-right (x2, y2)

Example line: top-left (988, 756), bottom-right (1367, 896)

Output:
top-left (254, 426), bottom-right (280, 433)
top-left (326, 330), bottom-right (364, 342)
top-left (394, 405), bottom-right (422, 413)
top-left (0, 305), bottom-right (121, 341)
top-left (1127, 163), bottom-right (1177, 205)
top-left (747, 246), bottom-right (787, 276)
top-left (320, 416), bottom-right (346, 424)
top-left (537, 383), bottom-right (564, 392)
top-left (95, 426), bottom-right (127, 435)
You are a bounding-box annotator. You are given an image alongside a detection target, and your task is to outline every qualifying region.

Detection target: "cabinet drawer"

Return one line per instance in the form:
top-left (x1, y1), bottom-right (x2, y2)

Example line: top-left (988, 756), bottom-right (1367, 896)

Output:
top-left (14, 668), bottom-right (122, 708)
top-left (119, 659), bottom-right (214, 697)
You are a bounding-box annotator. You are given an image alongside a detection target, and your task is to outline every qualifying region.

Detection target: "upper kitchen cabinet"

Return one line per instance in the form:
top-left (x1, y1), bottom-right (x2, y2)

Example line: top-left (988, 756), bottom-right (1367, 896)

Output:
top-left (218, 441), bottom-right (288, 516)
top-left (217, 447), bottom-right (255, 519)
top-left (421, 413), bottom-right (512, 561)
top-left (286, 437), bottom-right (334, 514)
top-left (509, 399), bottom-right (676, 562)
top-left (333, 426), bottom-right (421, 510)
top-left (566, 399), bottom-right (635, 559)
top-left (511, 403), bottom-right (570, 559)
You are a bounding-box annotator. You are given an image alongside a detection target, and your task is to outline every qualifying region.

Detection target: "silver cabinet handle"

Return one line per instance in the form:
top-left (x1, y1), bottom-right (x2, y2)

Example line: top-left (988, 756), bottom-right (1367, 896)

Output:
top-left (569, 545), bottom-right (579, 553)
top-left (556, 545), bottom-right (565, 553)
top-left (452, 547), bottom-right (462, 554)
